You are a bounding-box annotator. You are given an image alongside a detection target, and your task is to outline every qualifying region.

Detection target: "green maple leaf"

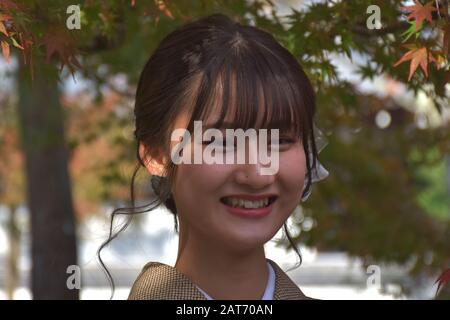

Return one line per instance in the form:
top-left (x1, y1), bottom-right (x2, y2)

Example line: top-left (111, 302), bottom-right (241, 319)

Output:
top-left (401, 20), bottom-right (424, 43)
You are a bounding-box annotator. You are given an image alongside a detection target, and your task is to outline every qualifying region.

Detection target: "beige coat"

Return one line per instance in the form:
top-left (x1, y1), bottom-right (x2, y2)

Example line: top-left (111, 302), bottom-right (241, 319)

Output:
top-left (128, 258), bottom-right (312, 300)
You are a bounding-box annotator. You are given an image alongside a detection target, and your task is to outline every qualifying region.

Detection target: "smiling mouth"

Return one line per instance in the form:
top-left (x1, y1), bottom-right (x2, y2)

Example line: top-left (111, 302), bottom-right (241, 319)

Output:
top-left (220, 196), bottom-right (277, 209)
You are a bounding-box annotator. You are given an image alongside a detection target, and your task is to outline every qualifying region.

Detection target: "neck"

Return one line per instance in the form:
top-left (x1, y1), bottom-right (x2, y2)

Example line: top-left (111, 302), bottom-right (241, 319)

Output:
top-left (174, 223), bottom-right (269, 300)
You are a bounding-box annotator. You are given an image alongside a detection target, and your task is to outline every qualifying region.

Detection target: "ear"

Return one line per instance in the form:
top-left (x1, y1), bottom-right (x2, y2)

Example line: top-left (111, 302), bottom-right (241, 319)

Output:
top-left (139, 142), bottom-right (167, 177)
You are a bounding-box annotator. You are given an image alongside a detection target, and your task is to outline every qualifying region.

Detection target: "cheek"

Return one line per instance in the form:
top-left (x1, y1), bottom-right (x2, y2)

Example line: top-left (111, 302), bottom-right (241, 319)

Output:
top-left (172, 164), bottom-right (234, 233)
top-left (172, 163), bottom-right (231, 203)
top-left (279, 145), bottom-right (307, 198)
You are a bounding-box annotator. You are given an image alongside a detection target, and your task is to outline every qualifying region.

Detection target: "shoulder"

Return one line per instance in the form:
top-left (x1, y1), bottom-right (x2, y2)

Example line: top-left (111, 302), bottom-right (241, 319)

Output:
top-left (267, 259), bottom-right (317, 300)
top-left (128, 261), bottom-right (206, 300)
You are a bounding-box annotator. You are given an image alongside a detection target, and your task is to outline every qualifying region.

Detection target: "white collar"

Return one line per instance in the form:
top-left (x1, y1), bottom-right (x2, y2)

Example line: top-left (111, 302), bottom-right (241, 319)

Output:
top-left (195, 260), bottom-right (275, 300)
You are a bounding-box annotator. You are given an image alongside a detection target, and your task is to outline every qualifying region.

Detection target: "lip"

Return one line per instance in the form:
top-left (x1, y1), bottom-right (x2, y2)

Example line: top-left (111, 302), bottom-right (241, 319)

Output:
top-left (220, 194), bottom-right (277, 201)
top-left (220, 195), bottom-right (277, 218)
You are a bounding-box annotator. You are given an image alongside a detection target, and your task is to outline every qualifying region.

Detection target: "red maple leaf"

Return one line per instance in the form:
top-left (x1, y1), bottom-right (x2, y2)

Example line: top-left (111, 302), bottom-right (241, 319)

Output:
top-left (401, 0), bottom-right (437, 31)
top-left (393, 44), bottom-right (436, 81)
top-left (41, 28), bottom-right (81, 74)
top-left (435, 268), bottom-right (450, 296)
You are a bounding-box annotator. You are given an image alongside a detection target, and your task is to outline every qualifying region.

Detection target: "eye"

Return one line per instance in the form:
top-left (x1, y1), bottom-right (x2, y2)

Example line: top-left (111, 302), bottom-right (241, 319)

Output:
top-left (279, 138), bottom-right (295, 144)
top-left (202, 137), bottom-right (234, 150)
top-left (270, 137), bottom-right (296, 150)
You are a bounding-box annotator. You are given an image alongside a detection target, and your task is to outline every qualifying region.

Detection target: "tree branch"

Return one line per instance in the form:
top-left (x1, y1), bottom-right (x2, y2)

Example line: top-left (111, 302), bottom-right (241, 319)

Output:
top-left (350, 21), bottom-right (410, 37)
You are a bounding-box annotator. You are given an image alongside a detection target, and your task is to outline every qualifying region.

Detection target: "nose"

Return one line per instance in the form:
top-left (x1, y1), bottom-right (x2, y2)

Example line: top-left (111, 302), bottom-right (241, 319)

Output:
top-left (234, 162), bottom-right (276, 189)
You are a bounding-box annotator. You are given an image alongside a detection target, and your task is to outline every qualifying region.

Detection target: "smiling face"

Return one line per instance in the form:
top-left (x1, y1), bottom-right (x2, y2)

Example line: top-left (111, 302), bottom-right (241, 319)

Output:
top-left (132, 16), bottom-right (321, 288)
top-left (139, 34), bottom-right (317, 253)
top-left (169, 94), bottom-right (307, 253)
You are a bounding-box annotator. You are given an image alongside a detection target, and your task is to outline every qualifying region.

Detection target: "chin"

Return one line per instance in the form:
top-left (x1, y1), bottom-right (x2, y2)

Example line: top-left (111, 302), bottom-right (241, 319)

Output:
top-left (223, 232), bottom-right (273, 251)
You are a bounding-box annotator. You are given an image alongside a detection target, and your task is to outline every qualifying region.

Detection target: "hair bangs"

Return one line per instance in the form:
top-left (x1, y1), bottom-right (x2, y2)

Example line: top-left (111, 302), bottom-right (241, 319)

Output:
top-left (184, 38), bottom-right (309, 141)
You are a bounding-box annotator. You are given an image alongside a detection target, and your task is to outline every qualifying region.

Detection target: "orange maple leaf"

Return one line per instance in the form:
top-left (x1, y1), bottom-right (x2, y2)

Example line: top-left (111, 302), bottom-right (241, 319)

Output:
top-left (1, 41), bottom-right (9, 63)
top-left (435, 268), bottom-right (450, 297)
top-left (0, 21), bottom-right (8, 37)
top-left (401, 0), bottom-right (437, 31)
top-left (394, 45), bottom-right (436, 81)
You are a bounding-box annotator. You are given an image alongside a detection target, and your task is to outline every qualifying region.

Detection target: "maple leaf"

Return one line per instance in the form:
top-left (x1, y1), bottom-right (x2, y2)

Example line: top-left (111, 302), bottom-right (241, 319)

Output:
top-left (401, 20), bottom-right (423, 42)
top-left (0, 2), bottom-right (33, 76)
top-left (401, 0), bottom-right (437, 31)
top-left (0, 11), bottom-right (29, 56)
top-left (42, 28), bottom-right (81, 74)
top-left (1, 41), bottom-right (10, 63)
top-left (394, 44), bottom-right (436, 81)
top-left (10, 35), bottom-right (23, 49)
top-left (0, 21), bottom-right (7, 37)
top-left (435, 268), bottom-right (450, 297)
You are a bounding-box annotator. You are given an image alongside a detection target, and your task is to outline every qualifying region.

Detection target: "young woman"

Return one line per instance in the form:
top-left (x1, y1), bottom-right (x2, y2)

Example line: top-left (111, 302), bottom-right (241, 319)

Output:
top-left (99, 13), bottom-right (329, 300)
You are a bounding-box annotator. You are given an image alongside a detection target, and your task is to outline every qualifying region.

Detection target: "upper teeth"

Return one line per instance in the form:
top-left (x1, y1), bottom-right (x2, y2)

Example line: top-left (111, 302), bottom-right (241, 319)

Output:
top-left (223, 197), bottom-right (270, 209)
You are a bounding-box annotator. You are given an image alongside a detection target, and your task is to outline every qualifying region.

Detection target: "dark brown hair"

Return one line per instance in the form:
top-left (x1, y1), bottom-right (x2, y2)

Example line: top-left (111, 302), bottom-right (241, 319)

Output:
top-left (98, 13), bottom-right (320, 299)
